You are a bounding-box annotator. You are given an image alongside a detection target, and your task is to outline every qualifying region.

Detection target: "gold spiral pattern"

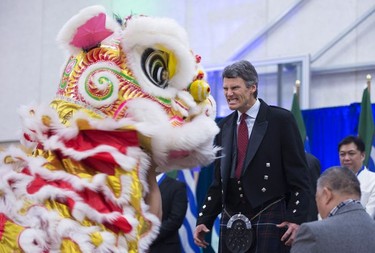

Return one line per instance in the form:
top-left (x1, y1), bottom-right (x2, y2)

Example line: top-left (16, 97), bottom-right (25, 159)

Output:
top-left (54, 43), bottom-right (189, 122)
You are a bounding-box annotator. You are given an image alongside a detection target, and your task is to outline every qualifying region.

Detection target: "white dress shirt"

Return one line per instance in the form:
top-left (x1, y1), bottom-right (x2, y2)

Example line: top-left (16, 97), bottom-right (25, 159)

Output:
top-left (357, 167), bottom-right (375, 219)
top-left (237, 99), bottom-right (260, 137)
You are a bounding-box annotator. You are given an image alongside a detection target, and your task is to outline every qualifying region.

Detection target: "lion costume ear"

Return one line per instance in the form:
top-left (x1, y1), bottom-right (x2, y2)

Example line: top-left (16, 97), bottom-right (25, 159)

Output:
top-left (57, 5), bottom-right (120, 55)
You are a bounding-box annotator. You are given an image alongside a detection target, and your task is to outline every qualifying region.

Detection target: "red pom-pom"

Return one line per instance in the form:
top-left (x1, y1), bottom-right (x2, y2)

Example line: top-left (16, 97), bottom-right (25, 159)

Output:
top-left (194, 70), bottom-right (204, 80)
top-left (195, 55), bottom-right (201, 63)
top-left (23, 133), bottom-right (32, 142)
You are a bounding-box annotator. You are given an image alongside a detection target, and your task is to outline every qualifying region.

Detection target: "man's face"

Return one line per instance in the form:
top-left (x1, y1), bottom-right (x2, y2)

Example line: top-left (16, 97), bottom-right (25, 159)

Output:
top-left (339, 142), bottom-right (365, 173)
top-left (223, 77), bottom-right (256, 113)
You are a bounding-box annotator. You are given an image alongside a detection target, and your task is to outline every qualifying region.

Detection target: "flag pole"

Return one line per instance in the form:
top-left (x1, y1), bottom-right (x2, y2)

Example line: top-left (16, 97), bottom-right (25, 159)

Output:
top-left (358, 74), bottom-right (375, 168)
top-left (367, 74), bottom-right (372, 96)
top-left (292, 79), bottom-right (309, 151)
top-left (295, 79), bottom-right (301, 98)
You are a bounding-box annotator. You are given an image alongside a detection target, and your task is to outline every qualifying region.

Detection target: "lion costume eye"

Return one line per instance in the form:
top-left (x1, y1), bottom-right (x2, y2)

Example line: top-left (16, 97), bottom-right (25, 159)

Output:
top-left (141, 48), bottom-right (169, 89)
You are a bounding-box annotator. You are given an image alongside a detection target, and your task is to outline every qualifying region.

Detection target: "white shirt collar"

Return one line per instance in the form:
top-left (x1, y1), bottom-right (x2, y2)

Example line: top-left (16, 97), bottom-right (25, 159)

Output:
top-left (237, 99), bottom-right (260, 122)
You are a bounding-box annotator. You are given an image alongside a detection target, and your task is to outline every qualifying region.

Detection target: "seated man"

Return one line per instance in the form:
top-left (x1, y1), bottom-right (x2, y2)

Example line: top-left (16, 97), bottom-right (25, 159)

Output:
top-left (305, 152), bottom-right (321, 221)
top-left (338, 135), bottom-right (375, 218)
top-left (291, 166), bottom-right (375, 253)
top-left (149, 173), bottom-right (188, 253)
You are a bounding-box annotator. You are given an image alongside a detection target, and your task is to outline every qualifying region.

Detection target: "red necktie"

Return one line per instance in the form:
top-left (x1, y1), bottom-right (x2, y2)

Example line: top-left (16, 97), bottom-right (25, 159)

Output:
top-left (235, 114), bottom-right (249, 179)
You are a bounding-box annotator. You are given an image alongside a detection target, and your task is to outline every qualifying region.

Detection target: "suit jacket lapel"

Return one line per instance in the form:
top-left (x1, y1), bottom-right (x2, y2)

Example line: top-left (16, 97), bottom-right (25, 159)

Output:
top-left (243, 100), bottom-right (268, 173)
top-left (220, 112), bottom-right (236, 181)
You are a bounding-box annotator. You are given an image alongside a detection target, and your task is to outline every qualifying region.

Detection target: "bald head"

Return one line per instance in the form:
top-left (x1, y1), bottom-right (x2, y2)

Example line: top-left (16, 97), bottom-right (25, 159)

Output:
top-left (316, 166), bottom-right (361, 218)
top-left (317, 166), bottom-right (361, 197)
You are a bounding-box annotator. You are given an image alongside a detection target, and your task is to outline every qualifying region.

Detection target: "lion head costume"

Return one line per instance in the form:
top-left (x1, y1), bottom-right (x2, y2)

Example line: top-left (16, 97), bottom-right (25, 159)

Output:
top-left (0, 5), bottom-right (219, 252)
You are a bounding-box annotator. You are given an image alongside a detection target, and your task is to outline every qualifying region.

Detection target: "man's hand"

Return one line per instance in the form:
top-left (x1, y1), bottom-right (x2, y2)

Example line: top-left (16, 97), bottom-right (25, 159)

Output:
top-left (277, 221), bottom-right (300, 246)
top-left (193, 224), bottom-right (210, 248)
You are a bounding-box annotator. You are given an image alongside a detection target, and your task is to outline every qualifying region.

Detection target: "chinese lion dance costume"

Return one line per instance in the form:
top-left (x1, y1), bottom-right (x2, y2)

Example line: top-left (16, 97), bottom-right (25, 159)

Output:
top-left (0, 5), bottom-right (219, 253)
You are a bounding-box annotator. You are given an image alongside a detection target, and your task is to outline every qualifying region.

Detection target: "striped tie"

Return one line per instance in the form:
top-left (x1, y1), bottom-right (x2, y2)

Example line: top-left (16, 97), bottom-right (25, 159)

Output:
top-left (235, 114), bottom-right (248, 179)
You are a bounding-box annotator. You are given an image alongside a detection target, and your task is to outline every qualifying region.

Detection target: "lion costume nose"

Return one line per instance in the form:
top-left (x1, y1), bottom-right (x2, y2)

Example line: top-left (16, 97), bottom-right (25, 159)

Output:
top-left (188, 79), bottom-right (211, 102)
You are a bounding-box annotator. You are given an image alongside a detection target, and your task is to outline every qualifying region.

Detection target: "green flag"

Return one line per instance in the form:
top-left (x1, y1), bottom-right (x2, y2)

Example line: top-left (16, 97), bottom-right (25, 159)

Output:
top-left (291, 92), bottom-right (307, 145)
top-left (358, 87), bottom-right (375, 166)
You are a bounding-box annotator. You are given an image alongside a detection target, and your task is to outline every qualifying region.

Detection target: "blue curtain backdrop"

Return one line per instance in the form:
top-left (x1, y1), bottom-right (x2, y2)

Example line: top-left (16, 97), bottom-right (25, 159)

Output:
top-left (303, 102), bottom-right (375, 171)
top-left (209, 102), bottom-right (374, 173)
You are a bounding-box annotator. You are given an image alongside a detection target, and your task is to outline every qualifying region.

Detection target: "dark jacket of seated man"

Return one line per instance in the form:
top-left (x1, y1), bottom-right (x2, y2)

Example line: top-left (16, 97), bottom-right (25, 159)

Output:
top-left (149, 174), bottom-right (188, 253)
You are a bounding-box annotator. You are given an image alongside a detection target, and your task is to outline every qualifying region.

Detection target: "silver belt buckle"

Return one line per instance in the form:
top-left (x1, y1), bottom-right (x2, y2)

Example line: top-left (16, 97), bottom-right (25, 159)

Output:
top-left (225, 213), bottom-right (253, 252)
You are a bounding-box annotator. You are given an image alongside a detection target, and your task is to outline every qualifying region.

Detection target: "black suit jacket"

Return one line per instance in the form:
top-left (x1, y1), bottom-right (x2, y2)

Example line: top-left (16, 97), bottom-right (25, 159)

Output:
top-left (305, 152), bottom-right (321, 221)
top-left (197, 99), bottom-right (311, 228)
top-left (149, 176), bottom-right (188, 253)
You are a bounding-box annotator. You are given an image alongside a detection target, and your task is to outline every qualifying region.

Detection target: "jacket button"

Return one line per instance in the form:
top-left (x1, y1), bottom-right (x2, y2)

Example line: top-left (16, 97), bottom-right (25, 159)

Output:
top-left (261, 187), bottom-right (266, 192)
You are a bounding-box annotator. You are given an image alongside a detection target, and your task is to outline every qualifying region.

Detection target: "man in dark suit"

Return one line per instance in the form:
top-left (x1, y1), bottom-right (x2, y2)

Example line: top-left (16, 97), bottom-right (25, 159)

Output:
top-left (193, 60), bottom-right (311, 253)
top-left (305, 152), bottom-right (321, 221)
top-left (291, 166), bottom-right (375, 253)
top-left (149, 173), bottom-right (188, 253)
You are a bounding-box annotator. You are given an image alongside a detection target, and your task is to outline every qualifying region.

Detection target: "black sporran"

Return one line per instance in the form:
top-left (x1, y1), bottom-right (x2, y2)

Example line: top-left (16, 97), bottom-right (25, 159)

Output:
top-left (224, 213), bottom-right (253, 253)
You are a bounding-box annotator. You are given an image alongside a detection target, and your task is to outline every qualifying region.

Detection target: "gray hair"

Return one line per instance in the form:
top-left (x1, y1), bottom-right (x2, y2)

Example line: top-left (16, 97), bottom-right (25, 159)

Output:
top-left (317, 166), bottom-right (361, 198)
top-left (222, 60), bottom-right (259, 98)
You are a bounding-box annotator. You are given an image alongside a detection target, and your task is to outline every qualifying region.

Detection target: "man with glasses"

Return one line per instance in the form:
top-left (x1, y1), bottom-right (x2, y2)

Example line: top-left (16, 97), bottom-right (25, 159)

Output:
top-left (338, 135), bottom-right (375, 218)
